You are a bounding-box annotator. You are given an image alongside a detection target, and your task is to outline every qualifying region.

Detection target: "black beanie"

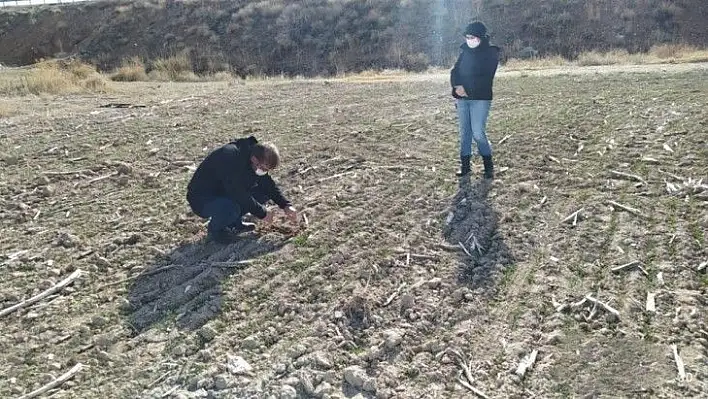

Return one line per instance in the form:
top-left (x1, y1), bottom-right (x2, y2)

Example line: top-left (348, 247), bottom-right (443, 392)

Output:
top-left (465, 21), bottom-right (488, 38)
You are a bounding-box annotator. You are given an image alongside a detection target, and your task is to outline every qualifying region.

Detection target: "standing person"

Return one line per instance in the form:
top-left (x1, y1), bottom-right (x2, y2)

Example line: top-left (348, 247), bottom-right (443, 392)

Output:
top-left (450, 21), bottom-right (500, 178)
top-left (186, 136), bottom-right (298, 244)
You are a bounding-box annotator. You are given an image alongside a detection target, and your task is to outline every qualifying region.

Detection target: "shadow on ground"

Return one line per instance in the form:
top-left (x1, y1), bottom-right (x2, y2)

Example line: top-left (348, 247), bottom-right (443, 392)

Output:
top-left (443, 176), bottom-right (514, 294)
top-left (125, 233), bottom-right (285, 334)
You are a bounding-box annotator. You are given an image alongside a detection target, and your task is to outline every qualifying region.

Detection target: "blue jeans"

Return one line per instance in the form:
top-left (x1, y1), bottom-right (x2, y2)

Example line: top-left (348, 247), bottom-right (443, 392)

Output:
top-left (201, 197), bottom-right (243, 234)
top-left (456, 99), bottom-right (492, 157)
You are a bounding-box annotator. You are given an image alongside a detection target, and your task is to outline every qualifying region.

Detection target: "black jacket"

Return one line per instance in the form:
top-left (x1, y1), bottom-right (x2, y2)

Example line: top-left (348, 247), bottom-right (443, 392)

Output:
top-left (186, 136), bottom-right (291, 219)
top-left (450, 40), bottom-right (500, 100)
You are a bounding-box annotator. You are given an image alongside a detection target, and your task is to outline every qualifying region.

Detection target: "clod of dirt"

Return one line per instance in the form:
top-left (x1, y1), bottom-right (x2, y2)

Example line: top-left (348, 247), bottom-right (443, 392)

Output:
top-left (314, 381), bottom-right (334, 397)
top-left (40, 185), bottom-right (56, 197)
top-left (242, 335), bottom-right (259, 350)
top-left (279, 384), bottom-right (297, 399)
top-left (55, 231), bottom-right (81, 248)
top-left (343, 366), bottom-right (368, 390)
top-left (213, 374), bottom-right (231, 390)
top-left (198, 325), bottom-right (218, 342)
top-left (35, 175), bottom-right (51, 186)
top-left (226, 355), bottom-right (252, 376)
top-left (116, 162), bottom-right (133, 175)
top-left (383, 329), bottom-right (404, 349)
top-left (344, 295), bottom-right (371, 330)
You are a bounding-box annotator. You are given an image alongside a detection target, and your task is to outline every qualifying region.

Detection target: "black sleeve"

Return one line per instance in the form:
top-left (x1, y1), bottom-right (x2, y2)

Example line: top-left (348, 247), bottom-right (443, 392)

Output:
top-left (258, 175), bottom-right (292, 209)
top-left (450, 54), bottom-right (462, 87)
top-left (223, 173), bottom-right (267, 218)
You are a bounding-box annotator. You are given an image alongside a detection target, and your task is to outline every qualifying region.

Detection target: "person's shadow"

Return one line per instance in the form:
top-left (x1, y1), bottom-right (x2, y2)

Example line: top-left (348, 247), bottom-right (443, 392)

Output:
top-left (125, 233), bottom-right (285, 334)
top-left (442, 176), bottom-right (514, 295)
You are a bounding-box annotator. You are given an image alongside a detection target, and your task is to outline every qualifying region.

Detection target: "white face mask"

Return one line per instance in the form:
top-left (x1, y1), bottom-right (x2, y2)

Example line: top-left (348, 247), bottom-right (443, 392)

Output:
top-left (255, 168), bottom-right (268, 176)
top-left (466, 38), bottom-right (481, 48)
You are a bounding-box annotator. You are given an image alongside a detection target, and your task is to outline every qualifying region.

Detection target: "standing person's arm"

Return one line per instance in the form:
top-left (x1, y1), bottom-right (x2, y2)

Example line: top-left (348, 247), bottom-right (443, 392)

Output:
top-left (450, 54), bottom-right (467, 97)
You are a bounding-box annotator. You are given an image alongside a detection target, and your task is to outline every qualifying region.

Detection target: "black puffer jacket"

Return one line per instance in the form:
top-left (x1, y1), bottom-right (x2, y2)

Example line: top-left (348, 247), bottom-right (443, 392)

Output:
top-left (186, 136), bottom-right (291, 219)
top-left (450, 40), bottom-right (500, 100)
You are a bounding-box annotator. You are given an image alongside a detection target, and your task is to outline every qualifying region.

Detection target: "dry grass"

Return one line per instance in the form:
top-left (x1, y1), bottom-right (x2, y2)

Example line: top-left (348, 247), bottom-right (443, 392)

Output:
top-left (502, 55), bottom-right (569, 70)
top-left (150, 53), bottom-right (198, 82)
top-left (504, 44), bottom-right (708, 70)
top-left (0, 59), bottom-right (110, 96)
top-left (111, 57), bottom-right (149, 82)
top-left (0, 101), bottom-right (16, 118)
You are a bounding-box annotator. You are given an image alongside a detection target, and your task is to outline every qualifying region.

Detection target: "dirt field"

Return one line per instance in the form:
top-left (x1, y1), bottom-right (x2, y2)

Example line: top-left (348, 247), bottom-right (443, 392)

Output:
top-left (1, 64), bottom-right (706, 399)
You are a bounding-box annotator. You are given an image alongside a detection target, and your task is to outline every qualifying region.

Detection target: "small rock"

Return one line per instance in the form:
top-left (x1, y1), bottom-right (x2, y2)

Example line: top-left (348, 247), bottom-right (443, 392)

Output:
top-left (334, 311), bottom-right (344, 319)
top-left (427, 278), bottom-right (442, 289)
top-left (383, 329), bottom-right (404, 349)
top-left (289, 344), bottom-right (307, 359)
top-left (314, 381), bottom-right (334, 398)
top-left (242, 336), bottom-right (260, 350)
top-left (280, 385), bottom-right (298, 399)
top-left (91, 315), bottom-right (108, 328)
top-left (543, 331), bottom-right (565, 346)
top-left (312, 352), bottom-right (333, 370)
top-left (213, 375), bottom-right (230, 390)
top-left (274, 363), bottom-right (287, 374)
top-left (56, 231), bottom-right (80, 248)
top-left (299, 373), bottom-right (315, 395)
top-left (198, 325), bottom-right (218, 342)
top-left (344, 366), bottom-right (367, 389)
top-left (452, 287), bottom-right (470, 302)
top-left (197, 377), bottom-right (214, 390)
top-left (362, 378), bottom-right (377, 393)
top-left (400, 294), bottom-right (415, 310)
top-left (116, 162), bottom-right (133, 175)
top-left (40, 185), bottom-right (56, 197)
top-left (226, 355), bottom-right (252, 375)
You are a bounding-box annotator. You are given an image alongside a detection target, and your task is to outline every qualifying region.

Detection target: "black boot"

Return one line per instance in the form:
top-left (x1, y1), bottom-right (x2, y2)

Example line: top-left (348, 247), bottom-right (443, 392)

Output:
top-left (482, 155), bottom-right (494, 179)
top-left (456, 155), bottom-right (471, 177)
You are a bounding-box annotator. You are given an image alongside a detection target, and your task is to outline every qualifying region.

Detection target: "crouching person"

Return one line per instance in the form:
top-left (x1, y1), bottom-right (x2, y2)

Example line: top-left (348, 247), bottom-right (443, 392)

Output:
top-left (186, 136), bottom-right (298, 244)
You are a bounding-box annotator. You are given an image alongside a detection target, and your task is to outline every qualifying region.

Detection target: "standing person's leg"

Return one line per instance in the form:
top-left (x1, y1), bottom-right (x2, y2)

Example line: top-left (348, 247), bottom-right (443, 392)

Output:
top-left (456, 99), bottom-right (474, 177)
top-left (470, 100), bottom-right (494, 179)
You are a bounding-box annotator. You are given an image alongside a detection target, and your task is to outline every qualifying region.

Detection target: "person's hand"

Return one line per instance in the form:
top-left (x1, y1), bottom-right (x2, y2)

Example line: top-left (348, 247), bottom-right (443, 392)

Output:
top-left (284, 206), bottom-right (298, 224)
top-left (455, 86), bottom-right (467, 97)
top-left (262, 211), bottom-right (274, 224)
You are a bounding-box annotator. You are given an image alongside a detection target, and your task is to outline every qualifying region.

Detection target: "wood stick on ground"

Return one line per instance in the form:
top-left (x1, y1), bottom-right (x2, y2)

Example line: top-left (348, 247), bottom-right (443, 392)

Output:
top-left (162, 386), bottom-right (179, 398)
top-left (547, 155), bottom-right (561, 164)
top-left (383, 283), bottom-right (406, 307)
top-left (18, 363), bottom-right (84, 399)
top-left (148, 370), bottom-right (173, 388)
top-left (97, 264), bottom-right (179, 290)
top-left (515, 349), bottom-right (539, 378)
top-left (0, 270), bottom-right (82, 318)
top-left (86, 172), bottom-right (119, 185)
top-left (671, 344), bottom-right (687, 381)
top-left (697, 261), bottom-right (707, 272)
top-left (445, 349), bottom-right (489, 399)
top-left (646, 292), bottom-right (656, 313)
top-left (302, 213), bottom-right (309, 227)
top-left (43, 169), bottom-right (91, 176)
top-left (498, 135), bottom-right (511, 145)
top-left (317, 171), bottom-right (355, 182)
top-left (611, 170), bottom-right (648, 186)
top-left (458, 242), bottom-right (474, 258)
top-left (611, 260), bottom-right (641, 273)
top-left (607, 200), bottom-right (643, 217)
top-left (585, 295), bottom-right (620, 319)
top-left (561, 208), bottom-right (584, 224)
